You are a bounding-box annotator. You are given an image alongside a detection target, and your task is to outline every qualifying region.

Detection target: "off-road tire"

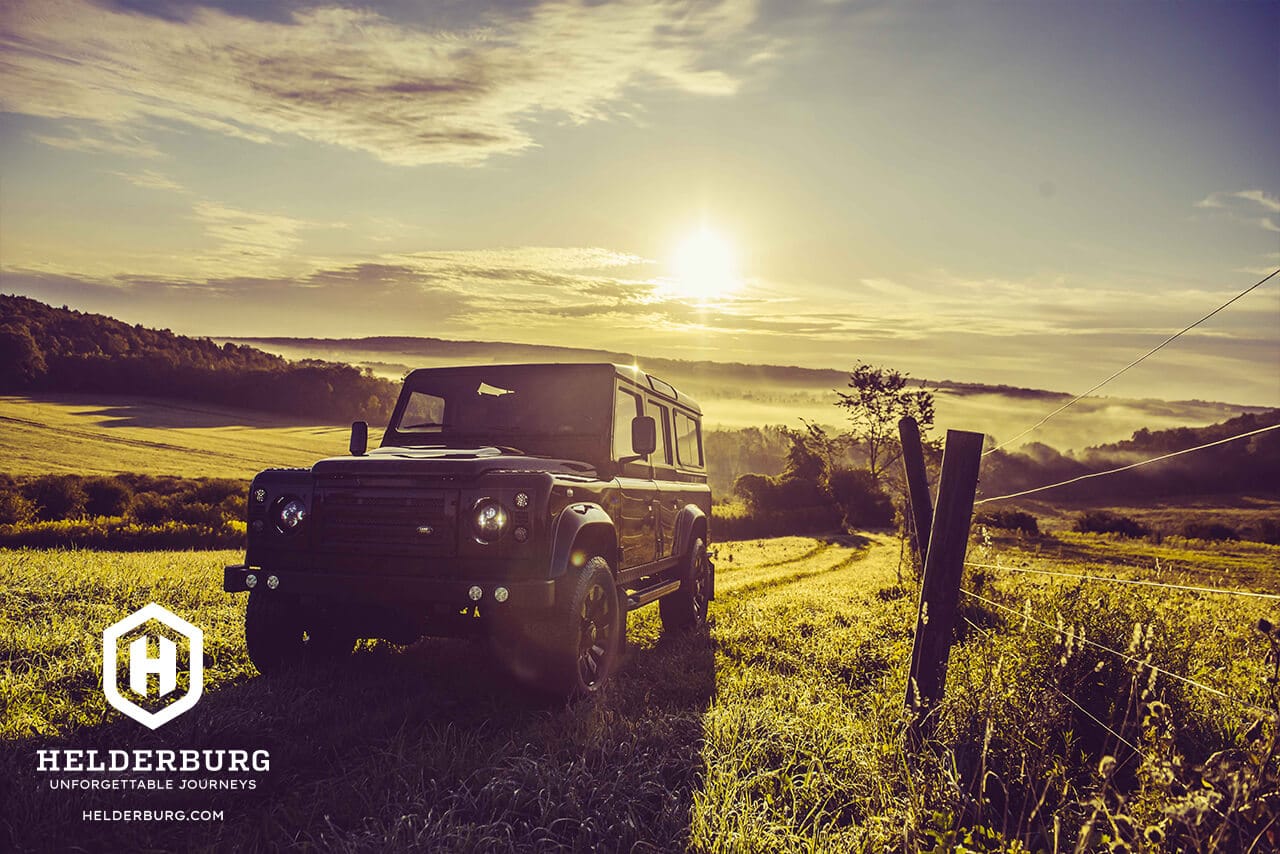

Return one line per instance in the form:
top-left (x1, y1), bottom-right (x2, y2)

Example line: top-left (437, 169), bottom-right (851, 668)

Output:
top-left (525, 555), bottom-right (623, 698)
top-left (660, 536), bottom-right (712, 632)
top-left (244, 590), bottom-right (355, 675)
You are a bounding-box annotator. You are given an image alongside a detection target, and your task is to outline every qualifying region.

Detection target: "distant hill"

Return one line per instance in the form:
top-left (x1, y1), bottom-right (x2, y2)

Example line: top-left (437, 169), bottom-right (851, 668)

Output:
top-left (233, 334), bottom-right (1066, 401)
top-left (981, 409), bottom-right (1280, 502)
top-left (228, 334), bottom-right (1271, 452)
top-left (0, 295), bottom-right (397, 423)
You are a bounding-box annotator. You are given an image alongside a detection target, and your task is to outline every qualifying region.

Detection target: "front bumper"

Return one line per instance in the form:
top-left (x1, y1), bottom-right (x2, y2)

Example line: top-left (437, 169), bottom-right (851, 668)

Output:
top-left (223, 564), bottom-right (556, 609)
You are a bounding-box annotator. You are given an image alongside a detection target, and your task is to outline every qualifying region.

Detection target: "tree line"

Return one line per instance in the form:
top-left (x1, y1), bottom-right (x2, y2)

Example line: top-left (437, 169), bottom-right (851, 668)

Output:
top-left (0, 295), bottom-right (398, 423)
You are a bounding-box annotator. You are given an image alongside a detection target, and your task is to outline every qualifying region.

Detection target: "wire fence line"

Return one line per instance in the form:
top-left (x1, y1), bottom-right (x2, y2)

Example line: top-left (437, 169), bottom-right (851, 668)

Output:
top-left (963, 560), bottom-right (1280, 602)
top-left (983, 267), bottom-right (1279, 456)
top-left (958, 587), bottom-right (1258, 711)
top-left (974, 422), bottom-right (1280, 505)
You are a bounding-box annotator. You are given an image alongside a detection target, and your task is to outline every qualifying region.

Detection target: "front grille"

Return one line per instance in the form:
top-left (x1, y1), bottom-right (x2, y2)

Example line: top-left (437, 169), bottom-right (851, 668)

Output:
top-left (314, 488), bottom-right (459, 558)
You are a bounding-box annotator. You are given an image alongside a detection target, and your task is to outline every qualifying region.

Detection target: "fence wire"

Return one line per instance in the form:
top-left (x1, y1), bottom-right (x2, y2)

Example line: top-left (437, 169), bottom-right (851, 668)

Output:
top-left (963, 560), bottom-right (1280, 602)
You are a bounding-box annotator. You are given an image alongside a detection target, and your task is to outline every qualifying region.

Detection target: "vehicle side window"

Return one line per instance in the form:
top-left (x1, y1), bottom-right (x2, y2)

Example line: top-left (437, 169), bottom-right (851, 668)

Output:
top-left (647, 400), bottom-right (672, 466)
top-left (675, 411), bottom-right (703, 467)
top-left (613, 388), bottom-right (642, 460)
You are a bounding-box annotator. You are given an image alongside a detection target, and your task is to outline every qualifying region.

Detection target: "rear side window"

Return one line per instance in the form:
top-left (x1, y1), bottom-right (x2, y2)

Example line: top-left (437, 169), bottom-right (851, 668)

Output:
top-left (613, 389), bottom-right (642, 460)
top-left (675, 411), bottom-right (702, 467)
top-left (647, 400), bottom-right (672, 466)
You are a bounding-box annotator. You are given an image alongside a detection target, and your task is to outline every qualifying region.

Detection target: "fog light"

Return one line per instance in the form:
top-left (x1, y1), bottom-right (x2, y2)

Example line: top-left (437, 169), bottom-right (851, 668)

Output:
top-left (252, 519), bottom-right (265, 532)
top-left (513, 526), bottom-right (528, 543)
top-left (245, 573), bottom-right (258, 588)
top-left (266, 575), bottom-right (279, 590)
top-left (468, 585), bottom-right (483, 601)
top-left (494, 587), bottom-right (509, 603)
top-left (514, 492), bottom-right (529, 508)
top-left (253, 488), bottom-right (267, 503)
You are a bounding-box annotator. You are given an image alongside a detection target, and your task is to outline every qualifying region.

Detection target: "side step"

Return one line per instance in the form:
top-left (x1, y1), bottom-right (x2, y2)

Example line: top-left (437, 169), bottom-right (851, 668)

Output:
top-left (625, 579), bottom-right (681, 611)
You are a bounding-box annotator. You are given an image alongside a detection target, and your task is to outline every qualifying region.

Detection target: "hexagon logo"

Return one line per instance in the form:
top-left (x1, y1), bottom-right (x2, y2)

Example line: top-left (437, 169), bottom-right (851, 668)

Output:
top-left (103, 603), bottom-right (203, 730)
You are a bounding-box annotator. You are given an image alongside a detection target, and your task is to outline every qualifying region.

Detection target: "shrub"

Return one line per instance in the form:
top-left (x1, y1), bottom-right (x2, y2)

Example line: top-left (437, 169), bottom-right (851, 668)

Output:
top-left (21, 475), bottom-right (87, 521)
top-left (732, 473), bottom-right (826, 513)
top-left (1247, 519), bottom-right (1280, 545)
top-left (1179, 521), bottom-right (1238, 542)
top-left (185, 479), bottom-right (242, 506)
top-left (973, 509), bottom-right (1039, 536)
top-left (83, 476), bottom-right (134, 517)
top-left (712, 501), bottom-right (840, 539)
top-left (826, 468), bottom-right (893, 528)
top-left (0, 490), bottom-right (36, 525)
top-left (130, 492), bottom-right (176, 526)
top-left (732, 473), bottom-right (775, 511)
top-left (1073, 510), bottom-right (1148, 538)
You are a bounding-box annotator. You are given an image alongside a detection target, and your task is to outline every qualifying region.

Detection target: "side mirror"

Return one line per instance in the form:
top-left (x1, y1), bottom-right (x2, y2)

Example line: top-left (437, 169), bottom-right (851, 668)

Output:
top-left (631, 415), bottom-right (657, 456)
top-left (349, 421), bottom-right (368, 456)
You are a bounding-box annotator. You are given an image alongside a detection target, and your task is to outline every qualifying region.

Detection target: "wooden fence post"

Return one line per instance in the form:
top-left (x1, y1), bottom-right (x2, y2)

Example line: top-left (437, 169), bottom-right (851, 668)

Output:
top-left (898, 417), bottom-right (933, 567)
top-left (906, 429), bottom-right (984, 745)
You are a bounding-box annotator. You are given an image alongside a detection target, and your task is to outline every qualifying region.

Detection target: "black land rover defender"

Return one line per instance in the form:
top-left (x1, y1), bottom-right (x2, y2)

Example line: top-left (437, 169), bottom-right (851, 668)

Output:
top-left (224, 363), bottom-right (713, 696)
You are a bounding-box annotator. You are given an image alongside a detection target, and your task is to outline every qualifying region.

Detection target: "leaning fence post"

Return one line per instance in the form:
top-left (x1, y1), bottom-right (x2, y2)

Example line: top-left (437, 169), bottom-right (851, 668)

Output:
top-left (906, 429), bottom-right (984, 746)
top-left (898, 416), bottom-right (933, 567)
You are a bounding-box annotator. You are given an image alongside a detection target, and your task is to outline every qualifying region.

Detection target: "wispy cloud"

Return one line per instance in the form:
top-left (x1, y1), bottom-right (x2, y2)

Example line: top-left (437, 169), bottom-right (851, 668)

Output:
top-left (29, 123), bottom-right (164, 158)
top-left (188, 201), bottom-right (323, 274)
top-left (1195, 189), bottom-right (1280, 233)
top-left (110, 169), bottom-right (186, 192)
top-left (1, 0), bottom-right (767, 165)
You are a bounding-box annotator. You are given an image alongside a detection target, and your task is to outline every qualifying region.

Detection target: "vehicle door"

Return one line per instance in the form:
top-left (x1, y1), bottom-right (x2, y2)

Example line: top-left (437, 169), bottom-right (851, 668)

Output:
top-left (646, 398), bottom-right (678, 559)
top-left (611, 385), bottom-right (657, 567)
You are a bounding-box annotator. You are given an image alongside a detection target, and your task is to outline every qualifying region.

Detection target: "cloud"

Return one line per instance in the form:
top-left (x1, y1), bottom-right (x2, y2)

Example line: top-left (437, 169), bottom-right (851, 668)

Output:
top-left (110, 169), bottom-right (186, 192)
top-left (1, 0), bottom-right (767, 165)
top-left (1195, 189), bottom-right (1280, 232)
top-left (1231, 190), bottom-right (1280, 213)
top-left (29, 123), bottom-right (164, 158)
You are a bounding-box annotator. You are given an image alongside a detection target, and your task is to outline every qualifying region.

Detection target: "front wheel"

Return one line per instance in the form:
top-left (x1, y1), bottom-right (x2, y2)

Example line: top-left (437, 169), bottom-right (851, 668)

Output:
top-left (549, 555), bottom-right (624, 697)
top-left (660, 536), bottom-right (712, 633)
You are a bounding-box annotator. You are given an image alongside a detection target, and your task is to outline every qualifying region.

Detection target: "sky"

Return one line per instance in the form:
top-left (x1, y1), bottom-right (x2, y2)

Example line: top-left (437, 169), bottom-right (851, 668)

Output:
top-left (1, 0), bottom-right (1278, 406)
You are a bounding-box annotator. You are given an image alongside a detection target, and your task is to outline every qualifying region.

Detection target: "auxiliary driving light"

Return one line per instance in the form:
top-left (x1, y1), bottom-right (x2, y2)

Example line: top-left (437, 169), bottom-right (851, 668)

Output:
top-left (513, 526), bottom-right (529, 543)
top-left (514, 492), bottom-right (530, 508)
top-left (494, 587), bottom-right (509, 603)
top-left (468, 585), bottom-right (484, 602)
top-left (266, 575), bottom-right (280, 590)
top-left (245, 574), bottom-right (258, 588)
top-left (253, 488), bottom-right (267, 503)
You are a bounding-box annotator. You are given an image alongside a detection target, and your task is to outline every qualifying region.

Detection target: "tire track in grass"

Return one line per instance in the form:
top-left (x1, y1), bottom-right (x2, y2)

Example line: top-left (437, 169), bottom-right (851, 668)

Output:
top-left (716, 542), bottom-right (876, 600)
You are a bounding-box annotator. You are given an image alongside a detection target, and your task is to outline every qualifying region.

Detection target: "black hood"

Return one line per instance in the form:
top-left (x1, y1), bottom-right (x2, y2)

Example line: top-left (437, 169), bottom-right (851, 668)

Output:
top-left (310, 445), bottom-right (596, 477)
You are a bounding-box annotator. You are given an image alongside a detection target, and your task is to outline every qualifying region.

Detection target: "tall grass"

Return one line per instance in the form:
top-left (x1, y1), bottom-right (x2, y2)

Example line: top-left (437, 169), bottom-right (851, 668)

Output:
top-left (2, 531), bottom-right (1277, 850)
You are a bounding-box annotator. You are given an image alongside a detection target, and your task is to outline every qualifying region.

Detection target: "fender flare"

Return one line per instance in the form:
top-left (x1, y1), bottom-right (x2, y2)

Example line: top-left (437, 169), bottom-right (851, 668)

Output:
top-left (672, 504), bottom-right (709, 560)
top-left (549, 503), bottom-right (617, 580)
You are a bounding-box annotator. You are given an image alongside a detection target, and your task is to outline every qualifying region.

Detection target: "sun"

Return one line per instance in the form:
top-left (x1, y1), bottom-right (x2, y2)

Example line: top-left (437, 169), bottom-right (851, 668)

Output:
top-left (669, 226), bottom-right (741, 301)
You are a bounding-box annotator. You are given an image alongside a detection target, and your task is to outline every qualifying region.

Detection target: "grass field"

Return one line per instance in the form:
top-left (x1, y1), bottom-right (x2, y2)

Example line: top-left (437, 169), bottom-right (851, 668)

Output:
top-left (0, 395), bottom-right (354, 479)
top-left (4, 531), bottom-right (1279, 851)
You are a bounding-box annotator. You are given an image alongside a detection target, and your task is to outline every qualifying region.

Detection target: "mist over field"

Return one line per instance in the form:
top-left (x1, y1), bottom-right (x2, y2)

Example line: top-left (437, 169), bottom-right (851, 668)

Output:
top-left (225, 336), bottom-right (1269, 454)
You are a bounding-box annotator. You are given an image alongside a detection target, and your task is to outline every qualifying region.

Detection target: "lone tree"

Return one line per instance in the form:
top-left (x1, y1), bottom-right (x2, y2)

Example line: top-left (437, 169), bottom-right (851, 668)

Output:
top-left (835, 362), bottom-right (936, 483)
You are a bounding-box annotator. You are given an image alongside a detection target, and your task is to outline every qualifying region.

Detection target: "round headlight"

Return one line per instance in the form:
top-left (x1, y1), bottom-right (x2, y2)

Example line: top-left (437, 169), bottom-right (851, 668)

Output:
top-left (275, 497), bottom-right (307, 532)
top-left (472, 498), bottom-right (508, 544)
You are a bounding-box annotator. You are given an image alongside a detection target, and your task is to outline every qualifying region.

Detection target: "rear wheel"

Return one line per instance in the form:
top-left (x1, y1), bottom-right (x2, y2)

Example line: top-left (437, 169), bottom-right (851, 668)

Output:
top-left (244, 590), bottom-right (355, 675)
top-left (660, 536), bottom-right (711, 633)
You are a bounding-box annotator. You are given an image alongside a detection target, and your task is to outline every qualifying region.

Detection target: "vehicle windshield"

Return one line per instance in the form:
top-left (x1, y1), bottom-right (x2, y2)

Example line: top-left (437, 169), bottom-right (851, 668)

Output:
top-left (389, 365), bottom-right (612, 451)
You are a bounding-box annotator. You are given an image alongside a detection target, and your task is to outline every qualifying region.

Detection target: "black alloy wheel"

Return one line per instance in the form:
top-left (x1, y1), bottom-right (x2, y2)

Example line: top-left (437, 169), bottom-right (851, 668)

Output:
top-left (660, 536), bottom-right (712, 632)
